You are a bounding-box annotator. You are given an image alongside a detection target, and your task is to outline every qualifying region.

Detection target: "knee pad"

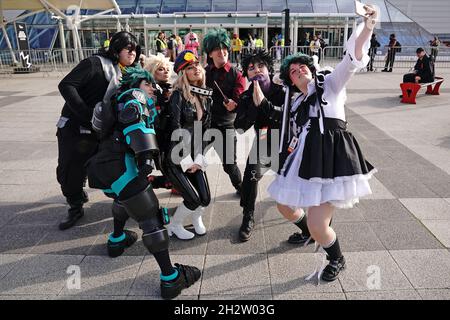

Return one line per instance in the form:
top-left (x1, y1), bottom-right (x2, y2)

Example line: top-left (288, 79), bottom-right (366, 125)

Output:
top-left (120, 185), bottom-right (159, 222)
top-left (142, 227), bottom-right (169, 254)
top-left (111, 201), bottom-right (129, 222)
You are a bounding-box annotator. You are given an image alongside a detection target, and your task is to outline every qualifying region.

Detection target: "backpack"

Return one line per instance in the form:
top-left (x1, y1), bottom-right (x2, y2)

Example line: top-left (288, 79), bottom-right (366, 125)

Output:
top-left (319, 38), bottom-right (327, 49)
top-left (395, 41), bottom-right (402, 53)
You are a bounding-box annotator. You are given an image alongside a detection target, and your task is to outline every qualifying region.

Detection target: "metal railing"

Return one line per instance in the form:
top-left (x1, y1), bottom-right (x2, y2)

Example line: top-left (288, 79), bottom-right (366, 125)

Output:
top-left (1, 45), bottom-right (449, 76)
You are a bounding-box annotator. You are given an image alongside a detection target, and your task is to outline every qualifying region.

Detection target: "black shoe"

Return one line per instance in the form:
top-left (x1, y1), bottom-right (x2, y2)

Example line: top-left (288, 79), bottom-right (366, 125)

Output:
top-left (381, 69), bottom-right (388, 72)
top-left (160, 263), bottom-right (201, 300)
top-left (388, 69), bottom-right (393, 72)
top-left (238, 211), bottom-right (255, 242)
top-left (287, 232), bottom-right (315, 245)
top-left (107, 230), bottom-right (138, 258)
top-left (321, 255), bottom-right (346, 282)
top-left (399, 95), bottom-right (403, 98)
top-left (59, 206), bottom-right (84, 230)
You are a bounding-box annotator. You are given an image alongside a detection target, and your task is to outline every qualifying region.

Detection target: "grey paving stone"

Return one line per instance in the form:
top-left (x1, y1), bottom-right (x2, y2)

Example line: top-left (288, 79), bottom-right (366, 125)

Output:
top-left (56, 295), bottom-right (127, 300)
top-left (129, 255), bottom-right (204, 297)
top-left (0, 254), bottom-right (29, 280)
top-left (417, 289), bottom-right (450, 300)
top-left (332, 222), bottom-right (385, 252)
top-left (0, 96), bottom-right (34, 108)
top-left (127, 295), bottom-right (198, 300)
top-left (0, 202), bottom-right (20, 227)
top-left (357, 199), bottom-right (414, 222)
top-left (399, 198), bottom-right (450, 220)
top-left (6, 203), bottom-right (66, 226)
top-left (206, 202), bottom-right (266, 255)
top-left (369, 220), bottom-right (444, 250)
top-left (201, 294), bottom-right (272, 300)
top-left (0, 295), bottom-right (57, 300)
top-left (268, 253), bottom-right (343, 294)
top-left (338, 251), bottom-right (413, 292)
top-left (420, 220), bottom-right (450, 248)
top-left (30, 223), bottom-right (105, 255)
top-left (59, 255), bottom-right (143, 296)
top-left (273, 293), bottom-right (346, 300)
top-left (390, 249), bottom-right (450, 289)
top-left (0, 254), bottom-right (84, 295)
top-left (363, 177), bottom-right (395, 200)
top-left (345, 290), bottom-right (421, 300)
top-left (201, 254), bottom-right (271, 296)
top-left (334, 206), bottom-right (366, 222)
top-left (0, 224), bottom-right (50, 254)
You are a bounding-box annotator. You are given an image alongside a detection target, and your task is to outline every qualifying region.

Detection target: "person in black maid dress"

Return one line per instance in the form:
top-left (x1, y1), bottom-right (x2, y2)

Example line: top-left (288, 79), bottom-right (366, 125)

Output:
top-left (268, 5), bottom-right (379, 282)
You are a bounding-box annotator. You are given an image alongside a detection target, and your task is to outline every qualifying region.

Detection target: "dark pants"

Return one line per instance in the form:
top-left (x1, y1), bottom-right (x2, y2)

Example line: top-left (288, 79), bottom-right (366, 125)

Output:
top-left (403, 73), bottom-right (417, 83)
top-left (384, 50), bottom-right (396, 71)
top-left (240, 137), bottom-right (265, 213)
top-left (368, 48), bottom-right (376, 71)
top-left (56, 126), bottom-right (98, 205)
top-left (207, 122), bottom-right (242, 189)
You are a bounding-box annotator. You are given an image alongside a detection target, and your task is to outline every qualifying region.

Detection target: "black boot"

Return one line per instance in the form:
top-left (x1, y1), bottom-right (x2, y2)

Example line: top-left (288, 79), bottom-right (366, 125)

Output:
top-left (235, 183), bottom-right (242, 196)
top-left (160, 263), bottom-right (201, 300)
top-left (288, 214), bottom-right (314, 245)
top-left (239, 211), bottom-right (255, 242)
top-left (59, 192), bottom-right (89, 230)
top-left (321, 237), bottom-right (346, 282)
top-left (107, 230), bottom-right (138, 258)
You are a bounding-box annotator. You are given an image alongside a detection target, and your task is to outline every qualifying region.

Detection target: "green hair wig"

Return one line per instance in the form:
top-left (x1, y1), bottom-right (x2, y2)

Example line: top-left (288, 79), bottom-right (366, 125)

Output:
top-left (202, 28), bottom-right (231, 55)
top-left (279, 53), bottom-right (315, 86)
top-left (120, 66), bottom-right (155, 90)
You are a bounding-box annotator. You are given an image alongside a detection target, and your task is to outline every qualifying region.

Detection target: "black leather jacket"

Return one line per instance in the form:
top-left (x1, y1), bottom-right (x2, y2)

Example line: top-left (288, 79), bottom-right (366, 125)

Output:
top-left (165, 89), bottom-right (212, 163)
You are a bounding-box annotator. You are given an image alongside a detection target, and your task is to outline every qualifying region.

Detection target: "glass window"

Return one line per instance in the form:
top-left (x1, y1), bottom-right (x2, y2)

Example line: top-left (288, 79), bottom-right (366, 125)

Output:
top-left (262, 0), bottom-right (287, 12)
top-left (237, 1), bottom-right (261, 12)
top-left (368, 0), bottom-right (390, 22)
top-left (212, 0), bottom-right (236, 12)
top-left (312, 0), bottom-right (338, 13)
top-left (117, 0), bottom-right (138, 14)
top-left (161, 0), bottom-right (186, 13)
top-left (287, 0), bottom-right (313, 13)
top-left (187, 0), bottom-right (212, 12)
top-left (336, 0), bottom-right (355, 13)
top-left (385, 2), bottom-right (412, 23)
top-left (137, 0), bottom-right (162, 14)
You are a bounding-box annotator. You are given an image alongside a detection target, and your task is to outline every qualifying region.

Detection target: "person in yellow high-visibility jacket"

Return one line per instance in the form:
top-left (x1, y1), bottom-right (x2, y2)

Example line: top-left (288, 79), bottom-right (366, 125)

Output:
top-left (231, 33), bottom-right (243, 66)
top-left (255, 35), bottom-right (264, 52)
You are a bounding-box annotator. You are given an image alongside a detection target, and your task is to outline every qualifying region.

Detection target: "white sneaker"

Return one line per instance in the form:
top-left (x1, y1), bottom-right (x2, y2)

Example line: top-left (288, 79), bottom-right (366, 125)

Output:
top-left (192, 207), bottom-right (206, 235)
top-left (166, 203), bottom-right (195, 240)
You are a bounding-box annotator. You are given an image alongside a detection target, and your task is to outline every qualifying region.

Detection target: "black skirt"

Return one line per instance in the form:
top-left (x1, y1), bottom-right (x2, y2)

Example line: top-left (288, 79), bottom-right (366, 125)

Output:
top-left (298, 117), bottom-right (375, 181)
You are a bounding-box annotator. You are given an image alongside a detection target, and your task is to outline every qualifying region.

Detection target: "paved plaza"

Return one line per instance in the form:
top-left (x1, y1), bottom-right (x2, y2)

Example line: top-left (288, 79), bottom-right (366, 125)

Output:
top-left (0, 68), bottom-right (449, 300)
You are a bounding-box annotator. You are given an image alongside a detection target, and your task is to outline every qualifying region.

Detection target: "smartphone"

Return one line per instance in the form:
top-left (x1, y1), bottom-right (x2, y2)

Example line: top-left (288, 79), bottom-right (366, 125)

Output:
top-left (355, 0), bottom-right (368, 17)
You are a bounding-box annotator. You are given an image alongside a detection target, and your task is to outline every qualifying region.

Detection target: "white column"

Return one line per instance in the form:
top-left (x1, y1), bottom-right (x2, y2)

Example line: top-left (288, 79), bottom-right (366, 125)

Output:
top-left (58, 19), bottom-right (68, 64)
top-left (294, 19), bottom-right (299, 53)
top-left (343, 17), bottom-right (349, 47)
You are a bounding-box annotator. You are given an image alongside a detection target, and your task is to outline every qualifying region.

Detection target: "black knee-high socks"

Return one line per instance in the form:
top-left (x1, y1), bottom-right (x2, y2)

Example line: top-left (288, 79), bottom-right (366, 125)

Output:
top-left (294, 214), bottom-right (311, 237)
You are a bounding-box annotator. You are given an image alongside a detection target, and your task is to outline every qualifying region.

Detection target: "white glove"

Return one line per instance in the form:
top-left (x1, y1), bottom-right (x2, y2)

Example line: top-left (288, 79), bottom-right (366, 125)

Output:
top-left (364, 4), bottom-right (380, 30)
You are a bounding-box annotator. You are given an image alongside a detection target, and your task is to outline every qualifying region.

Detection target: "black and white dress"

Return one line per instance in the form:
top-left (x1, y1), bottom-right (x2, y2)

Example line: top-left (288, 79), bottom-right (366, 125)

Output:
top-left (268, 23), bottom-right (377, 209)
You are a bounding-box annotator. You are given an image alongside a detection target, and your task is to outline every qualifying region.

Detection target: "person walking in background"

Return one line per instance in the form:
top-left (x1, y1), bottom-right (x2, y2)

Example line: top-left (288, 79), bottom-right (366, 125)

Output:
top-left (155, 31), bottom-right (168, 56)
top-left (382, 33), bottom-right (399, 72)
top-left (231, 33), bottom-right (243, 67)
top-left (430, 36), bottom-right (440, 62)
top-left (367, 33), bottom-right (380, 71)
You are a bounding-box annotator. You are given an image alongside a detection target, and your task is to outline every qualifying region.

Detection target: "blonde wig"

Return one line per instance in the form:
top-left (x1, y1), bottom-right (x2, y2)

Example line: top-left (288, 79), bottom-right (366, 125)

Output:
top-left (172, 64), bottom-right (207, 105)
top-left (143, 53), bottom-right (173, 81)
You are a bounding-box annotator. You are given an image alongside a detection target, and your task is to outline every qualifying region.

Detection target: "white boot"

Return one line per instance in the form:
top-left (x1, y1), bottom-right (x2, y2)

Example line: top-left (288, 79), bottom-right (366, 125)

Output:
top-left (192, 207), bottom-right (206, 236)
top-left (166, 203), bottom-right (195, 240)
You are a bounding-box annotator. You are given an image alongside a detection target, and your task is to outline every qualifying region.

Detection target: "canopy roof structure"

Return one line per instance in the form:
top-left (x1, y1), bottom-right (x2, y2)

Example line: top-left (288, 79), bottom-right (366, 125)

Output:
top-left (0, 0), bottom-right (121, 63)
top-left (1, 0), bottom-right (120, 12)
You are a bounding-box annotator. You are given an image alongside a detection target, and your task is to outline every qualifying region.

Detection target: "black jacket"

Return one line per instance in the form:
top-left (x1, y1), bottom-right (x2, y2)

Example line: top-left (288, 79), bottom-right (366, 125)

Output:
top-left (415, 54), bottom-right (434, 83)
top-left (58, 56), bottom-right (109, 129)
top-left (235, 81), bottom-right (284, 131)
top-left (166, 89), bottom-right (212, 162)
